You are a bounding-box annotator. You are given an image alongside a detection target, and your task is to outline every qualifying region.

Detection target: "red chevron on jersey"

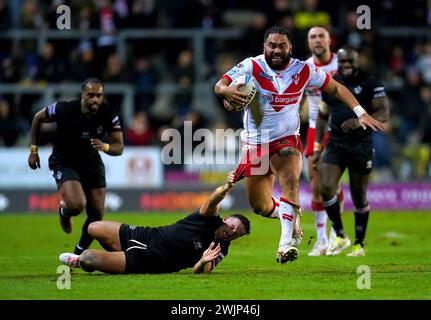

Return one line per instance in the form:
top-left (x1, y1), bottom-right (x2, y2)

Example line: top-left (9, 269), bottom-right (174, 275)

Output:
top-left (283, 64), bottom-right (310, 93)
top-left (252, 60), bottom-right (277, 93)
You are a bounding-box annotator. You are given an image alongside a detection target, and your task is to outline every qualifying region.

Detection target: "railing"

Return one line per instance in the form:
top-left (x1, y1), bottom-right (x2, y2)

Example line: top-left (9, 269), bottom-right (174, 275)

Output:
top-left (0, 28), bottom-right (246, 125)
top-left (0, 83), bottom-right (135, 126)
top-left (0, 28), bottom-right (244, 84)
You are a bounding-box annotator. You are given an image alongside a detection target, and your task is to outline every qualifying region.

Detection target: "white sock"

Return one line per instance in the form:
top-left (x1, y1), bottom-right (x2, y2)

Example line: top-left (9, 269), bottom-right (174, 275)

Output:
top-left (266, 196), bottom-right (280, 219)
top-left (329, 226), bottom-right (337, 241)
top-left (314, 210), bottom-right (328, 244)
top-left (278, 198), bottom-right (297, 249)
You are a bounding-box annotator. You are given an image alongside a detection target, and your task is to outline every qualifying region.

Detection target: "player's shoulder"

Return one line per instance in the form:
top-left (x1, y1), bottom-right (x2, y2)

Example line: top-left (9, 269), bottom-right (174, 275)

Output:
top-left (248, 54), bottom-right (265, 67)
top-left (47, 99), bottom-right (77, 114)
top-left (237, 55), bottom-right (258, 66)
top-left (56, 99), bottom-right (79, 109)
top-left (359, 70), bottom-right (383, 87)
top-left (305, 56), bottom-right (314, 64)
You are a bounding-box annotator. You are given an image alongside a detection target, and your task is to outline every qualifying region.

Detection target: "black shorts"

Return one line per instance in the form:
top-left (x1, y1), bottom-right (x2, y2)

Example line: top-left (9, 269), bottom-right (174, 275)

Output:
top-left (49, 154), bottom-right (106, 189)
top-left (119, 224), bottom-right (155, 274)
top-left (322, 140), bottom-right (374, 174)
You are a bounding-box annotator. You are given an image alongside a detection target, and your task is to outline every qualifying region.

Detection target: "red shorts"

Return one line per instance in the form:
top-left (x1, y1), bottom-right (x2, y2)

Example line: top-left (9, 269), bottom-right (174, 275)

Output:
top-left (304, 127), bottom-right (328, 157)
top-left (234, 135), bottom-right (303, 182)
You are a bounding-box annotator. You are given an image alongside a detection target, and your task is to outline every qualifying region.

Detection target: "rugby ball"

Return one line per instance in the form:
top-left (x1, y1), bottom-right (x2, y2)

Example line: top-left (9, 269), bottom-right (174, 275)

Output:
top-left (223, 74), bottom-right (257, 112)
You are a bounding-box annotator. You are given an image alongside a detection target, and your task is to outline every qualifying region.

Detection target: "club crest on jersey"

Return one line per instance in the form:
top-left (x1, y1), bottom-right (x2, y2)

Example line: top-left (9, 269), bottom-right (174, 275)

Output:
top-left (193, 241), bottom-right (203, 250)
top-left (97, 126), bottom-right (103, 134)
top-left (354, 86), bottom-right (363, 94)
top-left (54, 170), bottom-right (62, 180)
top-left (259, 71), bottom-right (273, 81)
top-left (292, 73), bottom-right (300, 84)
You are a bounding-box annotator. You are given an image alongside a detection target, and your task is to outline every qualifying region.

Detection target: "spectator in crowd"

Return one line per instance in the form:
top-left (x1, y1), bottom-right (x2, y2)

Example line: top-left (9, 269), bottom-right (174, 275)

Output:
top-left (20, 0), bottom-right (44, 29)
top-left (129, 0), bottom-right (159, 28)
top-left (75, 4), bottom-right (98, 31)
top-left (130, 56), bottom-right (159, 112)
top-left (102, 53), bottom-right (126, 82)
top-left (173, 50), bottom-right (194, 117)
top-left (36, 42), bottom-right (67, 83)
top-left (396, 69), bottom-right (425, 144)
top-left (0, 100), bottom-right (21, 146)
top-left (69, 41), bottom-right (98, 81)
top-left (416, 42), bottom-right (431, 85)
top-left (0, 0), bottom-right (12, 30)
top-left (125, 111), bottom-right (154, 146)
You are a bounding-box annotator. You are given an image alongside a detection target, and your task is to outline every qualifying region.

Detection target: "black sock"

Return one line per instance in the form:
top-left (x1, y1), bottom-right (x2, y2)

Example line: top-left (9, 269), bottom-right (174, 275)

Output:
top-left (354, 209), bottom-right (369, 247)
top-left (323, 195), bottom-right (345, 238)
top-left (74, 244), bottom-right (86, 255)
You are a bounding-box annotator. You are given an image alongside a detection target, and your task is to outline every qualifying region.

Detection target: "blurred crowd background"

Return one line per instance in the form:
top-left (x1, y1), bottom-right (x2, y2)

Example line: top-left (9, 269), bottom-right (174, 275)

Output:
top-left (0, 0), bottom-right (430, 182)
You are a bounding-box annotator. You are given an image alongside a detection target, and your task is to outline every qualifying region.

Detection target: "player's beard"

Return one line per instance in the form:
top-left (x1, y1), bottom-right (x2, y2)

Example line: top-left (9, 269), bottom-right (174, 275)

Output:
top-left (87, 103), bottom-right (100, 116)
top-left (312, 46), bottom-right (327, 59)
top-left (265, 51), bottom-right (291, 70)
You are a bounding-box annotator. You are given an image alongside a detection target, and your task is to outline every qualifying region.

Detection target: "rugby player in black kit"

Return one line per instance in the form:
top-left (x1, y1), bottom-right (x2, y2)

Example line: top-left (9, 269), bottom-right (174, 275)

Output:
top-left (28, 78), bottom-right (124, 255)
top-left (313, 46), bottom-right (390, 257)
top-left (59, 172), bottom-right (250, 274)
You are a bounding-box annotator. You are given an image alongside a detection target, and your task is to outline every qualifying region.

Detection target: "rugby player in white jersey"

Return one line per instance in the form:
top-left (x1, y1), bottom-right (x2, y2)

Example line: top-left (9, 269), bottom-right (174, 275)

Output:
top-left (304, 26), bottom-right (343, 256)
top-left (214, 26), bottom-right (385, 264)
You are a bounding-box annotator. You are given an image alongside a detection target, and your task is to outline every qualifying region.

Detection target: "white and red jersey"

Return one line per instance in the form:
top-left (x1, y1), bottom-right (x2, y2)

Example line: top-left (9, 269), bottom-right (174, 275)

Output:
top-left (304, 53), bottom-right (338, 129)
top-left (223, 54), bottom-right (329, 144)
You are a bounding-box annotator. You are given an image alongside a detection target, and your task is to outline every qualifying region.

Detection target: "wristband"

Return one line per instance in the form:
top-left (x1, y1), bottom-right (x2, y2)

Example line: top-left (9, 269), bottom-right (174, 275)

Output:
top-left (30, 145), bottom-right (38, 154)
top-left (313, 142), bottom-right (322, 152)
top-left (353, 105), bottom-right (366, 118)
top-left (102, 144), bottom-right (110, 153)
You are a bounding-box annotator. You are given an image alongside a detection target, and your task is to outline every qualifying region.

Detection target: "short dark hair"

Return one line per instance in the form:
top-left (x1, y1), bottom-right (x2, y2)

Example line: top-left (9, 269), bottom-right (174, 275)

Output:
top-left (81, 77), bottom-right (104, 91)
top-left (264, 26), bottom-right (292, 43)
top-left (231, 214), bottom-right (251, 235)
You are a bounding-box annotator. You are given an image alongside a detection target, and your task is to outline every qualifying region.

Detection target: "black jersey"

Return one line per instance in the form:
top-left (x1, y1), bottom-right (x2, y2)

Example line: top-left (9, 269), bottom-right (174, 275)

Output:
top-left (141, 211), bottom-right (230, 273)
top-left (322, 71), bottom-right (386, 143)
top-left (45, 100), bottom-right (121, 166)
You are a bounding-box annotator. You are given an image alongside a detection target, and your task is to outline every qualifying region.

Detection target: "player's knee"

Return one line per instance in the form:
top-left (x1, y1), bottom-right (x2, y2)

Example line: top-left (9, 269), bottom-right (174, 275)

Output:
top-left (65, 199), bottom-right (86, 215)
top-left (319, 182), bottom-right (336, 199)
top-left (79, 250), bottom-right (97, 271)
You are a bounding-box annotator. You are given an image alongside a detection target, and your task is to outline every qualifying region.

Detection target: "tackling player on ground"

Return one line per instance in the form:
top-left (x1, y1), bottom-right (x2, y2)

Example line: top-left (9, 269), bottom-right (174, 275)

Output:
top-left (59, 172), bottom-right (250, 274)
top-left (313, 46), bottom-right (390, 256)
top-left (215, 26), bottom-right (385, 264)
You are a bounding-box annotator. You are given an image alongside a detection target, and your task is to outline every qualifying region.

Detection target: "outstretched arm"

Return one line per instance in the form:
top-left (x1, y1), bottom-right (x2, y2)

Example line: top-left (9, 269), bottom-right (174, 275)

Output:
top-left (199, 171), bottom-right (236, 217)
top-left (323, 77), bottom-right (386, 131)
top-left (28, 108), bottom-right (54, 169)
top-left (193, 242), bottom-right (221, 274)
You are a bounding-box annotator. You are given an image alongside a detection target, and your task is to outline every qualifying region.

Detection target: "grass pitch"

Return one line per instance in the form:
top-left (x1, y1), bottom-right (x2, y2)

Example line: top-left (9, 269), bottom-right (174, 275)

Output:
top-left (0, 211), bottom-right (430, 300)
